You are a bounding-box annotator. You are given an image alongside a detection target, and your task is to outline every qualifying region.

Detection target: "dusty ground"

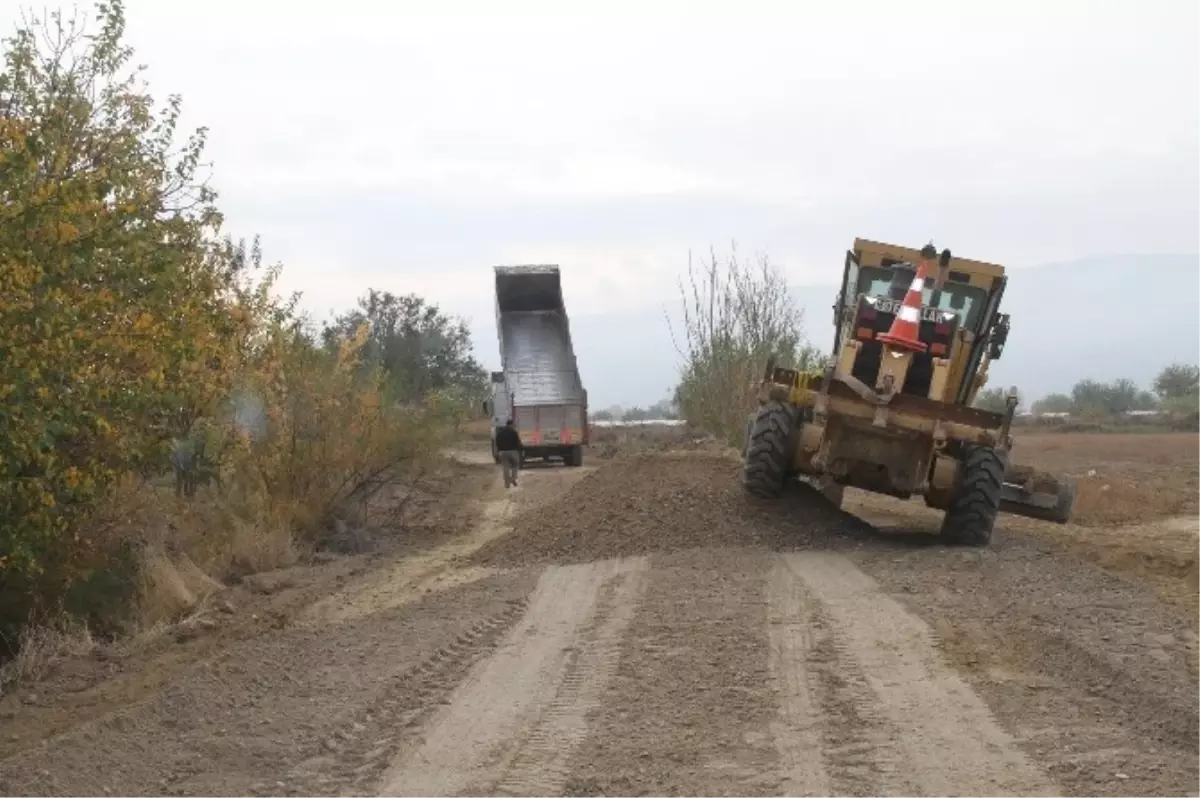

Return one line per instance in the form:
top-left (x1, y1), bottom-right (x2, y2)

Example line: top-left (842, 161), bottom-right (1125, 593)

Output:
top-left (0, 433), bottom-right (1195, 797)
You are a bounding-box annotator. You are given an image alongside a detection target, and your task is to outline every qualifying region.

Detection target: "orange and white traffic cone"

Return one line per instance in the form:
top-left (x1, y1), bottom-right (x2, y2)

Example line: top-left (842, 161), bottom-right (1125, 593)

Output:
top-left (876, 244), bottom-right (938, 353)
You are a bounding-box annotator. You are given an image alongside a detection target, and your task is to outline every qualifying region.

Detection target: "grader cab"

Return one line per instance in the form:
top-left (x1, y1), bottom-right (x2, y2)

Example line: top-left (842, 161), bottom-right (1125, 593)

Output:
top-left (742, 238), bottom-right (1075, 546)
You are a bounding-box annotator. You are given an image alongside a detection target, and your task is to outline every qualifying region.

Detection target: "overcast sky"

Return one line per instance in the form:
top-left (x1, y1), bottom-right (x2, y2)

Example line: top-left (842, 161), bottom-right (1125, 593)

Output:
top-left (4, 0), bottom-right (1198, 386)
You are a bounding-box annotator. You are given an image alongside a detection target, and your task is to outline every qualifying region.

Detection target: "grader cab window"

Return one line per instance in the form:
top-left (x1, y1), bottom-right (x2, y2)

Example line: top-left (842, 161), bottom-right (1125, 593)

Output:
top-left (856, 266), bottom-right (987, 330)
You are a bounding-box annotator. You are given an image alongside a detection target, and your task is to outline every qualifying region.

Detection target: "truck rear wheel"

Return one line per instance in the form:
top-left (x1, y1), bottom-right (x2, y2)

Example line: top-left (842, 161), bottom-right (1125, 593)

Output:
top-left (565, 445), bottom-right (583, 467)
top-left (939, 444), bottom-right (1005, 546)
top-left (742, 402), bottom-right (795, 499)
top-left (490, 439), bottom-right (500, 464)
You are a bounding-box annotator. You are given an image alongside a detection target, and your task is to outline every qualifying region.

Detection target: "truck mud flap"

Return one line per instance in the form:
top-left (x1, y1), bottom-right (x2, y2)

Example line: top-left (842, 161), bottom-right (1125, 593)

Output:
top-left (998, 479), bottom-right (1076, 524)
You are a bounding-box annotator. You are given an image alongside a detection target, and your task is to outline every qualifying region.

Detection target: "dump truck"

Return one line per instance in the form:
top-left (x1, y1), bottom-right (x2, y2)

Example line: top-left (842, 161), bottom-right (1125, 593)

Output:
top-left (484, 265), bottom-right (589, 467)
top-left (742, 238), bottom-right (1076, 546)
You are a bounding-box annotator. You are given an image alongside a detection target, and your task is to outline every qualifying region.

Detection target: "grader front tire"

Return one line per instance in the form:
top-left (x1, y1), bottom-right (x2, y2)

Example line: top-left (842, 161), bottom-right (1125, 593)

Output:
top-left (939, 444), bottom-right (1005, 546)
top-left (742, 402), bottom-right (795, 499)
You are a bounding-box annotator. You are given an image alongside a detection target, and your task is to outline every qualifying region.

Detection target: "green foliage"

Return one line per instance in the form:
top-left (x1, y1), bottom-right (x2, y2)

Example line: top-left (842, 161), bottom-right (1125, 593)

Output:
top-left (0, 1), bottom-right (239, 633)
top-left (1030, 392), bottom-right (1072, 414)
top-left (322, 289), bottom-right (486, 407)
top-left (669, 246), bottom-right (821, 445)
top-left (1032, 376), bottom-right (1169, 418)
top-left (1069, 378), bottom-right (1157, 418)
top-left (1152, 364), bottom-right (1200, 400)
top-left (0, 3), bottom-right (481, 650)
top-left (973, 386), bottom-right (1021, 413)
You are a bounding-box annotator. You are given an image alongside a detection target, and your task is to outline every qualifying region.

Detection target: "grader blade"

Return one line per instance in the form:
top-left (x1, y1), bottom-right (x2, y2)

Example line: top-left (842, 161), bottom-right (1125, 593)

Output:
top-left (998, 464), bottom-right (1076, 524)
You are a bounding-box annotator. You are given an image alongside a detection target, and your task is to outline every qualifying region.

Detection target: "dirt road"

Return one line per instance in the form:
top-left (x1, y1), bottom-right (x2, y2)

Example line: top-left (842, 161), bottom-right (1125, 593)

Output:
top-left (0, 445), bottom-right (1195, 797)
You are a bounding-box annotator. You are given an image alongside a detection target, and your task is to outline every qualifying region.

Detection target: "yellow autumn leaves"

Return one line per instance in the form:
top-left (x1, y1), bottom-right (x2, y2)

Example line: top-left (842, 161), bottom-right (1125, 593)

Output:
top-left (0, 2), bottom-right (473, 644)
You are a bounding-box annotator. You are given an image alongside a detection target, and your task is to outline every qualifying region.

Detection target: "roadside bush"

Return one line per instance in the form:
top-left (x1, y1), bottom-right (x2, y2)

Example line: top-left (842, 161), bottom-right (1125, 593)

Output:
top-left (668, 246), bottom-right (821, 447)
top-left (0, 3), bottom-right (479, 660)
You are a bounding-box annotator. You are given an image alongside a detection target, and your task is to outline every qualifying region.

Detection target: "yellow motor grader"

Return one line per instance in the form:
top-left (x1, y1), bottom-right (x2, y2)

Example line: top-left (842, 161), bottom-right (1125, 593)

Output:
top-left (742, 238), bottom-right (1075, 545)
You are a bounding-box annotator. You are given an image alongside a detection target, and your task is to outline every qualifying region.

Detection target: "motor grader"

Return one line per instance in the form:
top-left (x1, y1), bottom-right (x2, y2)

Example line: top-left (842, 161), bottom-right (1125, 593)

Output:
top-left (742, 238), bottom-right (1076, 546)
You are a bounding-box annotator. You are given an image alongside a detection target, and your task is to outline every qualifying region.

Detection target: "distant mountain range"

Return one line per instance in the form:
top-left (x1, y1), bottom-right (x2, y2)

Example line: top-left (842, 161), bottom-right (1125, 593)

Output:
top-left (470, 254), bottom-right (1200, 409)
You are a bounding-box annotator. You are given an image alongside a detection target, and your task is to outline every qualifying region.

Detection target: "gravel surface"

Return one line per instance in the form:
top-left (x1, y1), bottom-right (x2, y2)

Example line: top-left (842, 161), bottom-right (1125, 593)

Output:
top-left (0, 446), bottom-right (1194, 797)
top-left (469, 450), bottom-right (855, 568)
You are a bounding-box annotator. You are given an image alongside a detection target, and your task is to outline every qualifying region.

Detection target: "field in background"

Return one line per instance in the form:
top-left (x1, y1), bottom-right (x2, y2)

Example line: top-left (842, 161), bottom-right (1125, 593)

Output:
top-left (587, 420), bottom-right (700, 458)
top-left (1012, 433), bottom-right (1198, 525)
top-left (1013, 414), bottom-right (1199, 435)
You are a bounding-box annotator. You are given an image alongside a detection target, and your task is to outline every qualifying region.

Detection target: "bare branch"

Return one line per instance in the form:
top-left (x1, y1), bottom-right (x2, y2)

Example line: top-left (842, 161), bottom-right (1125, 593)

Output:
top-left (669, 245), bottom-right (822, 445)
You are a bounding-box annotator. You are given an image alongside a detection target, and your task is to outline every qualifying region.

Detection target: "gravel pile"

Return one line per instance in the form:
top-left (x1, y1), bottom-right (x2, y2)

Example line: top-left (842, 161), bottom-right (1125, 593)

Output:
top-left (471, 451), bottom-right (857, 567)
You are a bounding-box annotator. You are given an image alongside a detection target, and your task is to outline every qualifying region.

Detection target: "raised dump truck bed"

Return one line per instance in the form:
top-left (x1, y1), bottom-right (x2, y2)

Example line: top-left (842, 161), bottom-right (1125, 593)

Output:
top-left (487, 265), bottom-right (588, 466)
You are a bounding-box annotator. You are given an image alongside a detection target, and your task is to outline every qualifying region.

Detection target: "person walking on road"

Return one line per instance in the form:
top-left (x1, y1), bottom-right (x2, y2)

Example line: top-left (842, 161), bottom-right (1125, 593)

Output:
top-left (495, 418), bottom-right (523, 488)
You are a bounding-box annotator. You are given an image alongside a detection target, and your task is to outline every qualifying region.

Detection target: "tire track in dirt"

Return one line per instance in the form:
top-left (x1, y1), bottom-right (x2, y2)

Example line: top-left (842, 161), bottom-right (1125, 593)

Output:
top-left (280, 600), bottom-right (530, 796)
top-left (768, 555), bottom-right (921, 796)
top-left (765, 560), bottom-right (831, 796)
top-left (377, 556), bottom-right (647, 797)
top-left (843, 532), bottom-right (1199, 796)
top-left (777, 552), bottom-right (1058, 797)
top-left (493, 563), bottom-right (646, 797)
top-left (0, 570), bottom-right (538, 798)
top-left (804, 607), bottom-right (903, 796)
top-left (562, 549), bottom-right (779, 797)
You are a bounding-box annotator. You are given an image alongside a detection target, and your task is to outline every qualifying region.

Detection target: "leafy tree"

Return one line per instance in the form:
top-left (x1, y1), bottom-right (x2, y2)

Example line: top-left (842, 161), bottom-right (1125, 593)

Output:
top-left (1154, 363), bottom-right (1200, 399)
top-left (1031, 393), bottom-right (1072, 414)
top-left (973, 386), bottom-right (1021, 413)
top-left (0, 2), bottom-right (479, 648)
top-left (0, 1), bottom-right (248, 632)
top-left (322, 289), bottom-right (486, 405)
top-left (1065, 377), bottom-right (1160, 417)
top-left (1070, 379), bottom-right (1111, 416)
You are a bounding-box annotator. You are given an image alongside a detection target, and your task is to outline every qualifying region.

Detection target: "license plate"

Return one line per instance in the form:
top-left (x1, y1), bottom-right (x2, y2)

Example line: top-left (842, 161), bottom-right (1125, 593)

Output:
top-left (542, 430), bottom-right (560, 442)
top-left (867, 296), bottom-right (948, 323)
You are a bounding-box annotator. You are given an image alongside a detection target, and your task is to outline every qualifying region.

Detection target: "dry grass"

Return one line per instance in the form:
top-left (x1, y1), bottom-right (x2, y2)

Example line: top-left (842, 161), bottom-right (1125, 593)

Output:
top-left (461, 417), bottom-right (493, 441)
top-left (75, 426), bottom-right (459, 638)
top-left (0, 454), bottom-right (493, 754)
top-left (0, 622), bottom-right (98, 700)
top-left (83, 476), bottom-right (298, 630)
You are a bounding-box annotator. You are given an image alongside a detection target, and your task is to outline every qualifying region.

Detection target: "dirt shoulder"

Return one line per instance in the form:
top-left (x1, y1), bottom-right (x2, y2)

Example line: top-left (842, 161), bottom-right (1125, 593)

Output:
top-left (0, 451), bottom-right (504, 788)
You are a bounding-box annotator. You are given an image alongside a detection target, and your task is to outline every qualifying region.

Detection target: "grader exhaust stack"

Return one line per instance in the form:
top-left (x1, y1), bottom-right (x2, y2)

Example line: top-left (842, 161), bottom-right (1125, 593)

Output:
top-left (741, 238), bottom-right (1076, 546)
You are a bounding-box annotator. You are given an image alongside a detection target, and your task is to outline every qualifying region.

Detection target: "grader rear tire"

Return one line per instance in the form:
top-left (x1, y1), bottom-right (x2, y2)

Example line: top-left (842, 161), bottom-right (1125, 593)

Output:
top-left (939, 443), bottom-right (1005, 546)
top-left (742, 402), bottom-right (795, 499)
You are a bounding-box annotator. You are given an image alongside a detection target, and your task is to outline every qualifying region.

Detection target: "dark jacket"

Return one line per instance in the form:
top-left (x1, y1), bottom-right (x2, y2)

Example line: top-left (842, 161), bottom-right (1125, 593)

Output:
top-left (495, 425), bottom-right (523, 452)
